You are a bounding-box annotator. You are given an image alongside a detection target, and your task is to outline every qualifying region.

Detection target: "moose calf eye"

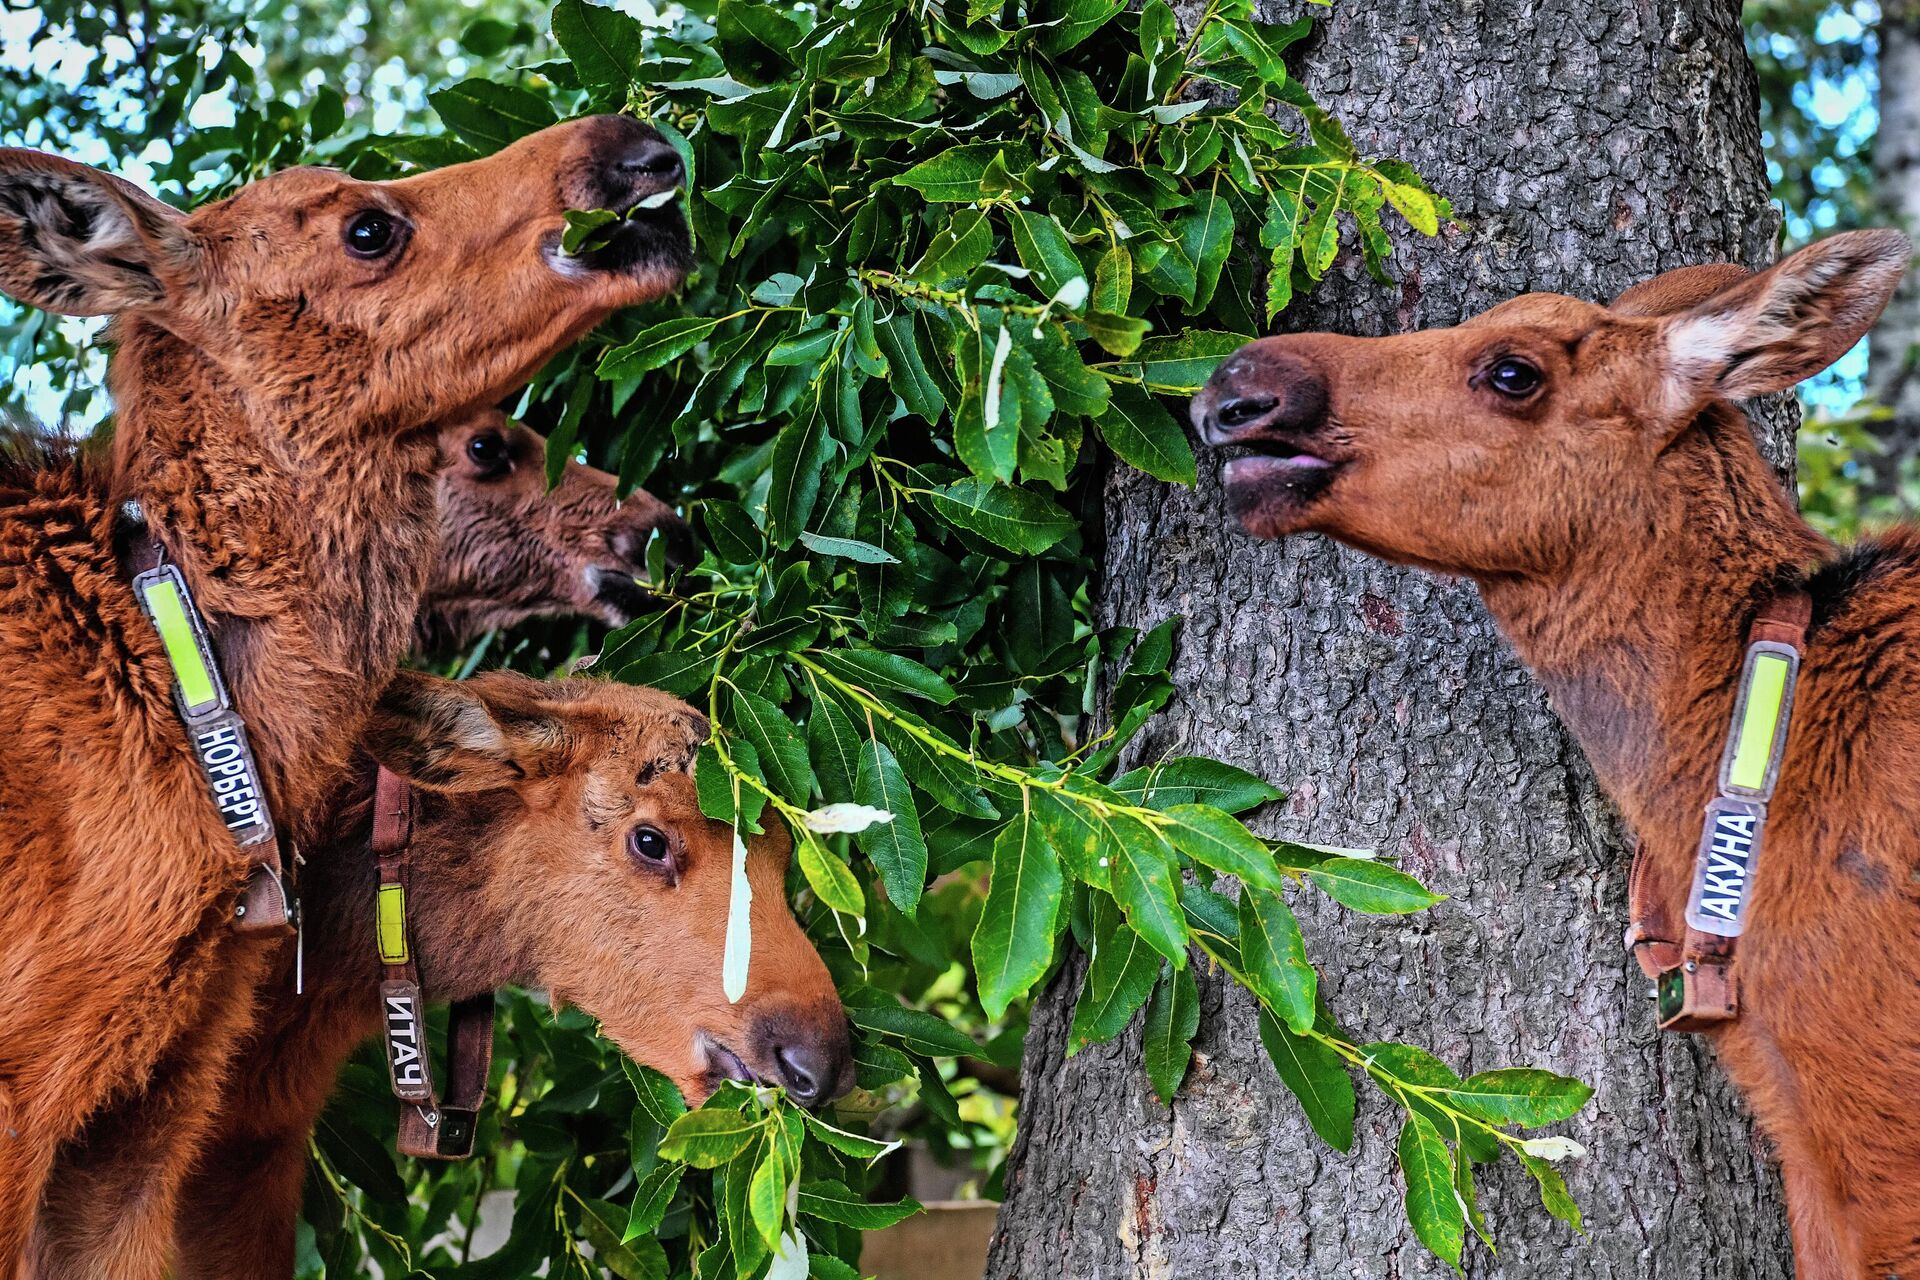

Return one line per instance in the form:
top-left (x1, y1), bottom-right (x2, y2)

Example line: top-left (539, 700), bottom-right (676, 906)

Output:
top-left (628, 825), bottom-right (675, 879)
top-left (466, 432), bottom-right (510, 475)
top-left (344, 210), bottom-right (398, 258)
top-left (1488, 357), bottom-right (1543, 397)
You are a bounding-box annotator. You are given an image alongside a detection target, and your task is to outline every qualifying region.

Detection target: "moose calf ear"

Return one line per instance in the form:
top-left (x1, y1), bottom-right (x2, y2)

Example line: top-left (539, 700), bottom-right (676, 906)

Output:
top-left (0, 149), bottom-right (195, 317)
top-left (1661, 228), bottom-right (1912, 402)
top-left (364, 670), bottom-right (570, 793)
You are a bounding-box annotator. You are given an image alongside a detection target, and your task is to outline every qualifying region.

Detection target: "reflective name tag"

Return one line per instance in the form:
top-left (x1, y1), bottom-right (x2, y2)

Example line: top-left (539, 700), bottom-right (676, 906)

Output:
top-left (133, 563), bottom-right (277, 851)
top-left (380, 980), bottom-right (432, 1101)
top-left (1686, 797), bottom-right (1767, 937)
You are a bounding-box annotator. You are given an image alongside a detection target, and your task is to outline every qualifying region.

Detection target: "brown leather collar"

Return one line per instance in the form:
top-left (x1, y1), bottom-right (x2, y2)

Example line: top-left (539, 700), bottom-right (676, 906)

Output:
top-left (1626, 587), bottom-right (1811, 1030)
top-left (372, 765), bottom-right (494, 1159)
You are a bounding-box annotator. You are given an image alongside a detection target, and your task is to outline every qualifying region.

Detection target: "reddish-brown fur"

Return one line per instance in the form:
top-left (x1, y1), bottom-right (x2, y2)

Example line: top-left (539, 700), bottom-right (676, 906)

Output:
top-left (422, 410), bottom-right (689, 649)
top-left (39, 672), bottom-right (851, 1279)
top-left (1193, 230), bottom-right (1917, 1278)
top-left (0, 117), bottom-right (689, 1276)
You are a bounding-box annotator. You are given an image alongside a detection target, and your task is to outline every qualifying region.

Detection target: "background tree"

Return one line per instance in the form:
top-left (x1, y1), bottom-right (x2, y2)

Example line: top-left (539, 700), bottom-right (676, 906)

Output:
top-left (1869, 0), bottom-right (1920, 492)
top-left (992, 2), bottom-right (1800, 1276)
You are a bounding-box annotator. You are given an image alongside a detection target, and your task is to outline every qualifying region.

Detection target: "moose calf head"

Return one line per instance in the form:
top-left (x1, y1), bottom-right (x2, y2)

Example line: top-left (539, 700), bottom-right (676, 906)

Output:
top-left (423, 409), bottom-right (692, 648)
top-left (0, 116), bottom-right (691, 431)
top-left (1191, 230), bottom-right (1913, 576)
top-left (363, 671), bottom-right (854, 1107)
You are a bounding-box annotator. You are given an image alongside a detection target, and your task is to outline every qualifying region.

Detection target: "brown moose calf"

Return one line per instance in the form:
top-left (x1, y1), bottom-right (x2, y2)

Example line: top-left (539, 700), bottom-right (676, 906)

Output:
top-left (0, 116), bottom-right (688, 1277)
top-left (421, 409), bottom-right (690, 649)
top-left (1194, 230), bottom-right (1916, 1278)
top-left (96, 671), bottom-right (847, 1279)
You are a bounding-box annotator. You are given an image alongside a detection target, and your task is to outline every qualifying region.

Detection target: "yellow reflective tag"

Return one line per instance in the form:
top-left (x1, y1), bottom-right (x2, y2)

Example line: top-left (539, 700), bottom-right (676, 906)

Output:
top-left (143, 579), bottom-right (218, 712)
top-left (1728, 653), bottom-right (1790, 792)
top-left (376, 884), bottom-right (409, 965)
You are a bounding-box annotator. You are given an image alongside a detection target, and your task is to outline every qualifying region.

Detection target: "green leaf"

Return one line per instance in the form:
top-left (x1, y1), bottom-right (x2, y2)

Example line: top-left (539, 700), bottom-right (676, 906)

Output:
top-left (625, 1061), bottom-right (688, 1129)
top-left (1160, 804), bottom-right (1284, 891)
top-left (725, 686), bottom-right (814, 802)
top-left (797, 1180), bottom-right (922, 1230)
top-left (1097, 383), bottom-right (1196, 485)
top-left (581, 1195), bottom-right (669, 1280)
top-left (874, 313), bottom-right (947, 421)
top-left (658, 1108), bottom-right (765, 1168)
top-left (1449, 1069), bottom-right (1594, 1129)
top-left (913, 207), bottom-right (994, 283)
top-left (618, 648), bottom-right (719, 698)
top-left (1008, 210), bottom-right (1085, 295)
top-left (1108, 818), bottom-right (1188, 967)
top-left (623, 1163), bottom-right (685, 1242)
top-left (846, 1000), bottom-right (979, 1058)
top-left (1303, 857), bottom-right (1444, 914)
top-left (1181, 190), bottom-right (1236, 312)
top-left (799, 1110), bottom-right (899, 1162)
top-left (1132, 331), bottom-right (1254, 394)
top-left (1112, 757), bottom-right (1282, 814)
top-left (1143, 962), bottom-right (1200, 1105)
top-left (1522, 1154), bottom-right (1585, 1232)
top-left (748, 1141), bottom-right (786, 1249)
top-left (717, 0), bottom-right (804, 83)
top-left (1383, 180), bottom-right (1440, 236)
top-left (797, 831), bottom-right (865, 916)
top-left (806, 695), bottom-right (864, 804)
top-left (1081, 310), bottom-right (1150, 357)
top-left (1092, 243), bottom-right (1132, 313)
top-left (428, 78), bottom-right (557, 152)
top-left (1238, 889), bottom-right (1315, 1031)
top-left (929, 478), bottom-right (1076, 554)
top-left (1068, 910), bottom-right (1161, 1051)
top-left (972, 806), bottom-right (1065, 1018)
top-left (796, 531), bottom-right (897, 563)
top-left (815, 648), bottom-right (958, 705)
top-left (551, 0), bottom-right (644, 89)
top-left (1398, 1113), bottom-right (1465, 1270)
top-left (854, 741), bottom-right (928, 915)
top-left (896, 143), bottom-right (1013, 202)
top-left (767, 398), bottom-right (836, 543)
top-left (1257, 1010), bottom-right (1355, 1152)
top-left (599, 317), bottom-right (720, 381)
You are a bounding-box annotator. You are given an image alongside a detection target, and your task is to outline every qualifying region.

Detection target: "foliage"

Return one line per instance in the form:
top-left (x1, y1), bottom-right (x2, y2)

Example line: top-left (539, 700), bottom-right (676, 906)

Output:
top-left (4, 0), bottom-right (1596, 1274)
top-left (1744, 0), bottom-right (1879, 246)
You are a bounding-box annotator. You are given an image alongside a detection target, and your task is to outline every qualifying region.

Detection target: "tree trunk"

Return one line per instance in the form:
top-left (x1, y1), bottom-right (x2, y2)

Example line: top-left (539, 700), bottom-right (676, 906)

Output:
top-left (990, 3), bottom-right (1798, 1277)
top-left (1869, 0), bottom-right (1920, 486)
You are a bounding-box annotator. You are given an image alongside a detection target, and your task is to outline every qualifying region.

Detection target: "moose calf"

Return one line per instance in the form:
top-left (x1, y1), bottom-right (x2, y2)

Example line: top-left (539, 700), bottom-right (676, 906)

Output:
top-left (0, 116), bottom-right (688, 1276)
top-left (1194, 230), bottom-right (1916, 1278)
top-left (37, 672), bottom-right (851, 1279)
top-left (422, 409), bottom-right (690, 648)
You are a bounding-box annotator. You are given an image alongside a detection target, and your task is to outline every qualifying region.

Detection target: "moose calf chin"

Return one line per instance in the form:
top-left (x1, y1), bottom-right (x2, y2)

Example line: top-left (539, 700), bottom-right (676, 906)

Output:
top-left (136, 671), bottom-right (852, 1280)
top-left (1196, 229), bottom-right (1920, 1279)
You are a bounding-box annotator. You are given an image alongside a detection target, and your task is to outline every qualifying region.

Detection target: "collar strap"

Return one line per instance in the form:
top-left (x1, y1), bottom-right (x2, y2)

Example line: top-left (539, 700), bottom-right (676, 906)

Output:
top-left (373, 765), bottom-right (494, 1160)
top-left (1628, 589), bottom-right (1810, 1033)
top-left (121, 501), bottom-right (295, 940)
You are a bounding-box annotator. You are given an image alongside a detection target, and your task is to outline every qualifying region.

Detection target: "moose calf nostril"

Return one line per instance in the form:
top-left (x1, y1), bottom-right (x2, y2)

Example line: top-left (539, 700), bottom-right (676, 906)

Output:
top-left (619, 141), bottom-right (684, 186)
top-left (774, 1045), bottom-right (824, 1102)
top-left (1217, 394), bottom-right (1279, 429)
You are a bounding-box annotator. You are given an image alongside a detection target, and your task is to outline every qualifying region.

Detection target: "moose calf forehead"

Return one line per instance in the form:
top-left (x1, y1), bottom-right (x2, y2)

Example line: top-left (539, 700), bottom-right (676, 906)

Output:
top-left (1461, 291), bottom-right (1602, 330)
top-left (202, 166), bottom-right (380, 225)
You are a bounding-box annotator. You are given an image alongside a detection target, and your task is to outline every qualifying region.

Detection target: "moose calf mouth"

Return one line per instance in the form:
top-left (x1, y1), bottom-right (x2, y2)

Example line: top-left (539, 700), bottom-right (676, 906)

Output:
top-left (1218, 441), bottom-right (1345, 538)
top-left (587, 565), bottom-right (663, 625)
top-left (580, 202), bottom-right (694, 277)
top-left (695, 1031), bottom-right (763, 1094)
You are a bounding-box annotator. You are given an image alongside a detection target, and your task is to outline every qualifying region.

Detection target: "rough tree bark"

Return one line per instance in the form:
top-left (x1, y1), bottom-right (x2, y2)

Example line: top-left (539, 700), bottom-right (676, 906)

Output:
top-left (990, 3), bottom-right (1798, 1277)
top-left (1869, 0), bottom-right (1920, 477)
